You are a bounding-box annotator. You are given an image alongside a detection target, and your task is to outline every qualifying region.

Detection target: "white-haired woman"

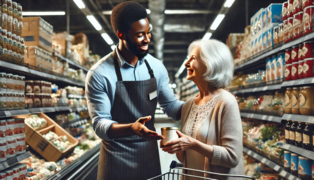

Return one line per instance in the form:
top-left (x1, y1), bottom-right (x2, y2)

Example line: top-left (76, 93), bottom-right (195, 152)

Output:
top-left (161, 39), bottom-right (244, 180)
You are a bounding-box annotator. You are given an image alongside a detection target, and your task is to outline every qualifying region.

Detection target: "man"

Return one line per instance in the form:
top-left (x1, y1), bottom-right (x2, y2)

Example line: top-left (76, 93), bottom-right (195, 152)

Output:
top-left (85, 2), bottom-right (184, 180)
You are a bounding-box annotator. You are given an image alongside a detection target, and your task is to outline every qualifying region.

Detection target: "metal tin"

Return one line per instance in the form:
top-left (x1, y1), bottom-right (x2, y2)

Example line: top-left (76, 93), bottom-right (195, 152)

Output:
top-left (161, 127), bottom-right (179, 147)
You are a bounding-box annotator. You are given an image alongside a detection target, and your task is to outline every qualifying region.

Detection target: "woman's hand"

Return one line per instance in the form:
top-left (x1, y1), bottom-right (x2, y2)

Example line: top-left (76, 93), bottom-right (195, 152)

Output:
top-left (161, 131), bottom-right (196, 154)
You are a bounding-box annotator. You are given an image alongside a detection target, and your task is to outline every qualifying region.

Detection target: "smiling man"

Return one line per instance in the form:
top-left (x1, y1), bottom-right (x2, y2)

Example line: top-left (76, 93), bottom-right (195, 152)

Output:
top-left (85, 1), bottom-right (184, 180)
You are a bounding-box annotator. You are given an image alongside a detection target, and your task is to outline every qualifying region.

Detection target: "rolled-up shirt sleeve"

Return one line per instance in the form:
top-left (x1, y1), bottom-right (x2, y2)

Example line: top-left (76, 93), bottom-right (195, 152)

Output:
top-left (85, 70), bottom-right (117, 141)
top-left (157, 64), bottom-right (184, 120)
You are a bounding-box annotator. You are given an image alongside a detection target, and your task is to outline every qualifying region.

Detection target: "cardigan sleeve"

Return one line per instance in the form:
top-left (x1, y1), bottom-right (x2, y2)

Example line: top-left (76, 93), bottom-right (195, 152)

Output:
top-left (211, 96), bottom-right (243, 168)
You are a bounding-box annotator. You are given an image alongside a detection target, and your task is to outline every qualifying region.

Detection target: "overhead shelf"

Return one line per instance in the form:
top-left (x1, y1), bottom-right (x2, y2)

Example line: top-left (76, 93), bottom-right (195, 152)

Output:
top-left (282, 77), bottom-right (314, 87)
top-left (240, 112), bottom-right (282, 123)
top-left (0, 152), bottom-right (31, 171)
top-left (243, 147), bottom-right (301, 180)
top-left (279, 143), bottom-right (314, 161)
top-left (0, 106), bottom-right (87, 118)
top-left (55, 54), bottom-right (89, 72)
top-left (282, 114), bottom-right (314, 123)
top-left (234, 32), bottom-right (314, 72)
top-left (231, 83), bottom-right (282, 94)
top-left (0, 60), bottom-right (85, 87)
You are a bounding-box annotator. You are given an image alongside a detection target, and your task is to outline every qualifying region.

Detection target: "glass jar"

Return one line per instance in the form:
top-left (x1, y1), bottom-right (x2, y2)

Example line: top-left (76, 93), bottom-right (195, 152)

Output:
top-left (290, 121), bottom-right (297, 145)
top-left (41, 81), bottom-right (46, 93)
top-left (2, 0), bottom-right (7, 15)
top-left (11, 74), bottom-right (17, 92)
top-left (11, 33), bottom-right (16, 52)
top-left (7, 0), bottom-right (12, 16)
top-left (295, 122), bottom-right (304, 147)
top-left (0, 92), bottom-right (6, 110)
top-left (25, 80), bottom-right (33, 93)
top-left (6, 92), bottom-right (12, 109)
top-left (25, 93), bottom-right (33, 108)
top-left (15, 75), bottom-right (21, 92)
top-left (34, 93), bottom-right (41, 107)
top-left (6, 73), bottom-right (12, 90)
top-left (18, 93), bottom-right (24, 109)
top-left (285, 88), bottom-right (292, 113)
top-left (12, 92), bottom-right (18, 109)
top-left (41, 93), bottom-right (46, 107)
top-left (303, 123), bottom-right (313, 150)
top-left (291, 87), bottom-right (299, 114)
top-left (299, 86), bottom-right (314, 115)
top-left (0, 72), bottom-right (6, 91)
top-left (33, 80), bottom-right (41, 93)
top-left (20, 76), bottom-right (25, 92)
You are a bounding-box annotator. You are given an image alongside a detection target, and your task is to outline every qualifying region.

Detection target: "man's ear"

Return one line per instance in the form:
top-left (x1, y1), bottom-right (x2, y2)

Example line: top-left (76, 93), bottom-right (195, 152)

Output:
top-left (117, 31), bottom-right (124, 40)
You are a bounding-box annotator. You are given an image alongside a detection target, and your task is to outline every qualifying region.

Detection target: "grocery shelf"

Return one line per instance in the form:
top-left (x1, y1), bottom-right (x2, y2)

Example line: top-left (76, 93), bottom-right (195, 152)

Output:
top-left (281, 77), bottom-right (314, 87)
top-left (243, 147), bottom-right (301, 180)
top-left (0, 109), bottom-right (30, 118)
top-left (0, 152), bottom-right (31, 171)
top-left (240, 112), bottom-right (282, 123)
top-left (279, 143), bottom-right (314, 161)
top-left (47, 143), bottom-right (101, 180)
top-left (0, 60), bottom-right (85, 87)
top-left (235, 32), bottom-right (314, 72)
top-left (70, 107), bottom-right (88, 112)
top-left (282, 114), bottom-right (314, 123)
top-left (0, 106), bottom-right (87, 118)
top-left (55, 54), bottom-right (89, 72)
top-left (68, 94), bottom-right (86, 99)
top-left (231, 83), bottom-right (282, 94)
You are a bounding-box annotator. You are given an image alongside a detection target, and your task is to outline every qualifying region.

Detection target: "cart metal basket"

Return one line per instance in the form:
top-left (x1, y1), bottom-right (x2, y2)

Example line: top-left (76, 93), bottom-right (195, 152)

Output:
top-left (148, 161), bottom-right (255, 180)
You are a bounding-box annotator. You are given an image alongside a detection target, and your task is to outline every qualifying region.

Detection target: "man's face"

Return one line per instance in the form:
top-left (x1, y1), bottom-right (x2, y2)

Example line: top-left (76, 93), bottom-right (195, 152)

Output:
top-left (124, 18), bottom-right (151, 59)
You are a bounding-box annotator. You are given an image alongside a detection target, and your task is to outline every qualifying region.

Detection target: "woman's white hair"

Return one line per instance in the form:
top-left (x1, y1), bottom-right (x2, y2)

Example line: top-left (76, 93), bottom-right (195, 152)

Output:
top-left (188, 39), bottom-right (234, 89)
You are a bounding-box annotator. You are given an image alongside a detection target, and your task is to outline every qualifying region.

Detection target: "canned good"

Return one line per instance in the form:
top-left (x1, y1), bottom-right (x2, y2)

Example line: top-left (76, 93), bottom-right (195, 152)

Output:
top-left (278, 23), bottom-right (284, 42)
top-left (284, 20), bottom-right (289, 43)
top-left (6, 118), bottom-right (14, 136)
top-left (0, 139), bottom-right (7, 162)
top-left (15, 134), bottom-right (25, 154)
top-left (291, 153), bottom-right (299, 176)
top-left (294, 11), bottom-right (303, 40)
top-left (0, 72), bottom-right (7, 91)
top-left (284, 151), bottom-right (291, 172)
top-left (288, 0), bottom-right (294, 18)
top-left (0, 92), bottom-right (6, 110)
top-left (303, 6), bottom-right (314, 35)
top-left (287, 17), bottom-right (294, 42)
top-left (303, 0), bottom-right (314, 9)
top-left (298, 60), bottom-right (304, 79)
top-left (302, 41), bottom-right (314, 60)
top-left (303, 58), bottom-right (314, 77)
top-left (298, 156), bottom-right (312, 179)
top-left (285, 64), bottom-right (292, 81)
top-left (5, 169), bottom-right (13, 180)
top-left (292, 62), bottom-right (299, 80)
top-left (283, 2), bottom-right (289, 21)
top-left (0, 120), bottom-right (6, 138)
top-left (6, 136), bottom-right (16, 158)
top-left (286, 48), bottom-right (292, 64)
top-left (0, 172), bottom-right (5, 179)
top-left (160, 127), bottom-right (179, 147)
top-left (12, 166), bottom-right (19, 180)
top-left (298, 44), bottom-right (304, 61)
top-left (266, 58), bottom-right (272, 81)
top-left (277, 52), bottom-right (285, 79)
top-left (293, 0), bottom-right (302, 14)
top-left (292, 46), bottom-right (299, 63)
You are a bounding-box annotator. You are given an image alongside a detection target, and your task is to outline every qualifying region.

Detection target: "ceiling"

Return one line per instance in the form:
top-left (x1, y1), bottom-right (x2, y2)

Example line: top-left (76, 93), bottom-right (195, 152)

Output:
top-left (18, 0), bottom-right (286, 83)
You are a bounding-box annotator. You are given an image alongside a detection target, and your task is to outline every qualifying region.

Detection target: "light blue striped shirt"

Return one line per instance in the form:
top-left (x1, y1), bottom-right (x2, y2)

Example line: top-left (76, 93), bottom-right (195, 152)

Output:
top-left (85, 48), bottom-right (184, 141)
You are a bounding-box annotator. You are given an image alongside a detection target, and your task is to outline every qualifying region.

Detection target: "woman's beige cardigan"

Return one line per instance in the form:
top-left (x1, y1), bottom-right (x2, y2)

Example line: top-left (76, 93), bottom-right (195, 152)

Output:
top-left (181, 90), bottom-right (245, 180)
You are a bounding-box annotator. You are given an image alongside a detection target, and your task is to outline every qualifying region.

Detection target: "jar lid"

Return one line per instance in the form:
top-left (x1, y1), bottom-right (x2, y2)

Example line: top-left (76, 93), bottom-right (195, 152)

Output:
top-left (299, 156), bottom-right (308, 160)
top-left (284, 151), bottom-right (290, 153)
top-left (293, 87), bottom-right (299, 89)
top-left (161, 127), bottom-right (179, 130)
top-left (6, 73), bottom-right (13, 77)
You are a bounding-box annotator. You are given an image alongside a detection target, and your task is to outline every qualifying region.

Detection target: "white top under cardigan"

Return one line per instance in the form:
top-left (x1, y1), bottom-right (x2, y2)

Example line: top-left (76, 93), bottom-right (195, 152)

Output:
top-left (181, 90), bottom-right (245, 180)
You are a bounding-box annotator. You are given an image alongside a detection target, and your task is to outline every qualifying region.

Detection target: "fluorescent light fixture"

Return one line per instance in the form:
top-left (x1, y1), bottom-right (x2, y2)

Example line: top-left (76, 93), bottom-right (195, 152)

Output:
top-left (210, 14), bottom-right (225, 30)
top-left (111, 45), bottom-right (116, 51)
top-left (165, 10), bottom-right (211, 14)
top-left (101, 33), bottom-right (114, 45)
top-left (202, 32), bottom-right (212, 40)
top-left (22, 11), bottom-right (66, 16)
top-left (103, 9), bottom-right (151, 15)
top-left (73, 0), bottom-right (85, 9)
top-left (87, 15), bottom-right (102, 31)
top-left (224, 0), bottom-right (235, 8)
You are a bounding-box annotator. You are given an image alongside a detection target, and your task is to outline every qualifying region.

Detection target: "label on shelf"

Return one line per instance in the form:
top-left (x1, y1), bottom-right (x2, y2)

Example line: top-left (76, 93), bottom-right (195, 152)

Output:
top-left (261, 158), bottom-right (266, 163)
top-left (4, 111), bottom-right (11, 117)
top-left (262, 115), bottom-right (267, 120)
top-left (279, 170), bottom-right (287, 177)
top-left (274, 165), bottom-right (280, 171)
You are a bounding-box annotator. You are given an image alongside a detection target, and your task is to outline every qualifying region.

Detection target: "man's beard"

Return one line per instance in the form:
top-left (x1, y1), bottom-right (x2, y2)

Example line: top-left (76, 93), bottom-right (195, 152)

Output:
top-left (125, 36), bottom-right (148, 59)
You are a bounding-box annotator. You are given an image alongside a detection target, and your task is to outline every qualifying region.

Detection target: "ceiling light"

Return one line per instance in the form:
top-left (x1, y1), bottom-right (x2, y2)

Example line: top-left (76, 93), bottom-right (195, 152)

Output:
top-left (224, 0), bottom-right (235, 8)
top-left (101, 33), bottom-right (114, 45)
top-left (165, 10), bottom-right (211, 14)
top-left (73, 0), bottom-right (85, 9)
top-left (103, 9), bottom-right (151, 15)
top-left (22, 11), bottom-right (66, 16)
top-left (146, 9), bottom-right (151, 14)
top-left (210, 14), bottom-right (225, 30)
top-left (86, 15), bottom-right (102, 31)
top-left (111, 45), bottom-right (116, 51)
top-left (202, 32), bottom-right (212, 40)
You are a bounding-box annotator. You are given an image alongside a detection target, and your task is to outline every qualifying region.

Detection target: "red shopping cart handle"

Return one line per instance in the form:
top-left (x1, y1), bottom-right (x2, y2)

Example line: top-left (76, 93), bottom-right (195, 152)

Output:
top-left (170, 161), bottom-right (183, 169)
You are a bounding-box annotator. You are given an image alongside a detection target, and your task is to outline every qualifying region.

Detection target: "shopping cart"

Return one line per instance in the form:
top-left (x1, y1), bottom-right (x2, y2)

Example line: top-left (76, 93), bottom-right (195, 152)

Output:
top-left (148, 161), bottom-right (255, 180)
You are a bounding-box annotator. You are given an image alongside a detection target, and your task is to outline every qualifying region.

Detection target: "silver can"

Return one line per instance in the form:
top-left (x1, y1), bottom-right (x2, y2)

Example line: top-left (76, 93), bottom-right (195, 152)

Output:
top-left (161, 127), bottom-right (179, 147)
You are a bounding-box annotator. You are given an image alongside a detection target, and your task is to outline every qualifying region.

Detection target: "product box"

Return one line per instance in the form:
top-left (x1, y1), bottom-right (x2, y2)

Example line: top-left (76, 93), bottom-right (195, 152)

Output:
top-left (24, 46), bottom-right (52, 72)
top-left (276, 52), bottom-right (285, 79)
top-left (271, 55), bottom-right (277, 80)
top-left (263, 31), bottom-right (268, 49)
top-left (15, 113), bottom-right (78, 162)
top-left (266, 3), bottom-right (283, 27)
top-left (52, 32), bottom-right (74, 59)
top-left (267, 27), bottom-right (274, 48)
top-left (258, 34), bottom-right (263, 52)
top-left (262, 9), bottom-right (268, 30)
top-left (22, 17), bottom-right (53, 53)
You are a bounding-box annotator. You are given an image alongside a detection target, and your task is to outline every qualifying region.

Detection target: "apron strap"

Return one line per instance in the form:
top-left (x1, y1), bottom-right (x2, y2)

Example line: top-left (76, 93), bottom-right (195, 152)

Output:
top-left (112, 50), bottom-right (155, 81)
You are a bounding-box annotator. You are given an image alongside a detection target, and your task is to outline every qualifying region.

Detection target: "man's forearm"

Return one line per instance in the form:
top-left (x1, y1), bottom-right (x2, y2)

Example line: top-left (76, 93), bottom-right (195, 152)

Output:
top-left (108, 123), bottom-right (136, 139)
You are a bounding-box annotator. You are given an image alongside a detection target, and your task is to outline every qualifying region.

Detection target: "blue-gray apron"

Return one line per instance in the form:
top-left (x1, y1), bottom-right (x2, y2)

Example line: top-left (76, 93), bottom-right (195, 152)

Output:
top-left (97, 52), bottom-right (161, 180)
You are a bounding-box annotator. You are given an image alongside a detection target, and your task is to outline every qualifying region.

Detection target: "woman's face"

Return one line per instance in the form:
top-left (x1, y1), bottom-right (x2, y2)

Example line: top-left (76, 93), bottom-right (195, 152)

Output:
top-left (184, 47), bottom-right (207, 81)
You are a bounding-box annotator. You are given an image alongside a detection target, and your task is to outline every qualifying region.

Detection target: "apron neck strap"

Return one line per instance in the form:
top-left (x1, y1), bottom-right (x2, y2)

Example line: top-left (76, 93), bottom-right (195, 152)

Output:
top-left (112, 50), bottom-right (155, 81)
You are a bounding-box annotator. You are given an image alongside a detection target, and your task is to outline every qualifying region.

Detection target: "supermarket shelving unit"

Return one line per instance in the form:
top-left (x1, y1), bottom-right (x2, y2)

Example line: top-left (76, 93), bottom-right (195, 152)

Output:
top-left (0, 152), bottom-right (31, 171)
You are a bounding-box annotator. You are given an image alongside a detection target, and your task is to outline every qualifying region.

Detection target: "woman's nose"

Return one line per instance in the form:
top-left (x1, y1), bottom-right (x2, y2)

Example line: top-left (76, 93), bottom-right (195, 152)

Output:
top-left (185, 57), bottom-right (191, 67)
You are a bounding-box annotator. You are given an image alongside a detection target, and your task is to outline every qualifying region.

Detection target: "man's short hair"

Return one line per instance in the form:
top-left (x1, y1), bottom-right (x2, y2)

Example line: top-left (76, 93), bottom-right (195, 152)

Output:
top-left (111, 1), bottom-right (147, 35)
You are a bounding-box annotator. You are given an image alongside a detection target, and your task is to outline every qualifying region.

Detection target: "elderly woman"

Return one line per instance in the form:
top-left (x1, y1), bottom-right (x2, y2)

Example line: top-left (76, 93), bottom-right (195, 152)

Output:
top-left (162, 39), bottom-right (244, 179)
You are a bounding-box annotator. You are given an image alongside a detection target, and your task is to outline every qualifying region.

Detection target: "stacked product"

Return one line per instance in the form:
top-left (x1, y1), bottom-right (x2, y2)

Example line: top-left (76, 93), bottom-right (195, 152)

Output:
top-left (265, 52), bottom-right (285, 83)
top-left (25, 80), bottom-right (52, 108)
top-left (0, 164), bottom-right (27, 180)
top-left (283, 150), bottom-right (313, 179)
top-left (284, 121), bottom-right (313, 151)
top-left (230, 70), bottom-right (266, 89)
top-left (0, 0), bottom-right (25, 65)
top-left (0, 118), bottom-right (26, 162)
top-left (0, 72), bottom-right (25, 110)
top-left (284, 86), bottom-right (314, 115)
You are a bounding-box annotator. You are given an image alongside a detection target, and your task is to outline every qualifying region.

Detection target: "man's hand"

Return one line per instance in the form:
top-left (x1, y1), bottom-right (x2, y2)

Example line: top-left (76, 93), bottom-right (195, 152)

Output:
top-left (131, 116), bottom-right (164, 140)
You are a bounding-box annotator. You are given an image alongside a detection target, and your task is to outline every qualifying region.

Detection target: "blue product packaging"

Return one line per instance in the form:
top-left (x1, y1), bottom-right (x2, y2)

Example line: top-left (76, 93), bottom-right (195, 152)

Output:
top-left (298, 156), bottom-right (312, 179)
top-left (262, 9), bottom-right (267, 29)
top-left (255, 38), bottom-right (258, 54)
top-left (266, 57), bottom-right (272, 81)
top-left (284, 151), bottom-right (291, 171)
top-left (271, 55), bottom-right (277, 81)
top-left (263, 32), bottom-right (268, 49)
top-left (267, 3), bottom-right (283, 27)
top-left (258, 35), bottom-right (263, 52)
top-left (267, 27), bottom-right (274, 48)
top-left (291, 153), bottom-right (299, 172)
top-left (277, 52), bottom-right (285, 79)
